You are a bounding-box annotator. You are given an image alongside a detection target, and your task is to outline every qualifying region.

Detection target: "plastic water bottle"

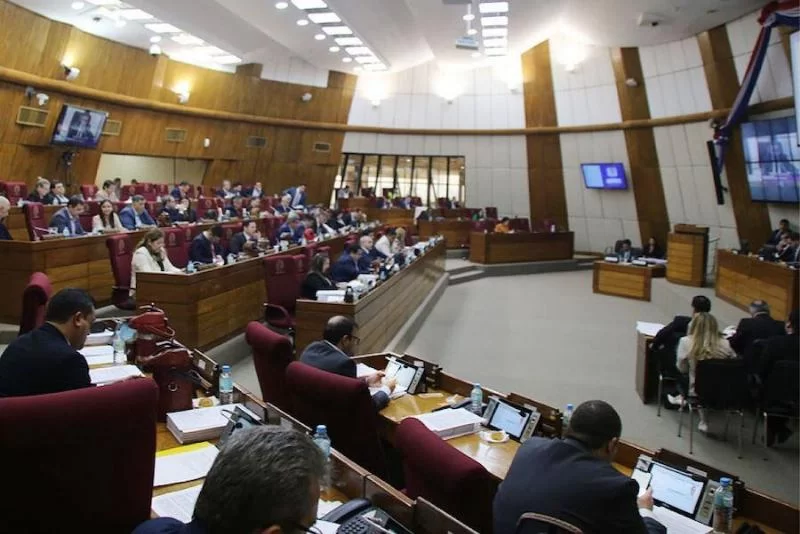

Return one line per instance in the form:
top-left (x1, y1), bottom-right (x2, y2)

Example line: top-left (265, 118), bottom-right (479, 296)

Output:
top-left (226, 253), bottom-right (236, 265)
top-left (112, 326), bottom-right (126, 365)
top-left (313, 425), bottom-right (331, 459)
top-left (563, 404), bottom-right (574, 434)
top-left (712, 477), bottom-right (734, 533)
top-left (219, 365), bottom-right (234, 404)
top-left (62, 227), bottom-right (70, 237)
top-left (186, 261), bottom-right (196, 273)
top-left (470, 383), bottom-right (483, 415)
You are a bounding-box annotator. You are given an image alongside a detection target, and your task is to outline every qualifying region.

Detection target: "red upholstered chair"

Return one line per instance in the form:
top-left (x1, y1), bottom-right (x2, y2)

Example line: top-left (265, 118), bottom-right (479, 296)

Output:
top-left (18, 272), bottom-right (52, 336)
top-left (515, 513), bottom-right (584, 533)
top-left (197, 197), bottom-right (217, 216)
top-left (80, 200), bottom-right (99, 232)
top-left (120, 185), bottom-right (136, 201)
top-left (23, 202), bottom-right (48, 241)
top-left (134, 183), bottom-right (156, 202)
top-left (293, 254), bottom-right (309, 284)
top-left (395, 418), bottom-right (495, 533)
top-left (106, 234), bottom-right (136, 310)
top-left (0, 181), bottom-right (28, 204)
top-left (411, 196), bottom-right (422, 207)
top-left (154, 183), bottom-right (169, 197)
top-left (245, 321), bottom-right (294, 410)
top-left (214, 197), bottom-right (225, 209)
top-left (195, 185), bottom-right (204, 198)
top-left (286, 361), bottom-right (387, 476)
top-left (305, 242), bottom-right (318, 263)
top-left (161, 227), bottom-right (187, 268)
top-left (485, 207), bottom-right (498, 219)
top-left (0, 379), bottom-right (158, 533)
top-left (259, 197), bottom-right (273, 211)
top-left (510, 218), bottom-right (530, 233)
top-left (437, 197), bottom-right (448, 209)
top-left (220, 222), bottom-right (242, 254)
top-left (80, 184), bottom-right (98, 199)
top-left (210, 186), bottom-right (219, 197)
top-left (472, 220), bottom-right (489, 232)
top-left (263, 255), bottom-right (299, 332)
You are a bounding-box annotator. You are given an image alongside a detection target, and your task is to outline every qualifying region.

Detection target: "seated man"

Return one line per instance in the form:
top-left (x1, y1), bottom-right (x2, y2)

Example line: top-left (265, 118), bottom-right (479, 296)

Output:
top-left (758, 309), bottom-right (799, 445)
top-left (190, 225), bottom-right (224, 264)
top-left (120, 195), bottom-right (156, 230)
top-left (375, 228), bottom-right (396, 258)
top-left (159, 196), bottom-right (181, 223)
top-left (617, 239), bottom-right (638, 262)
top-left (777, 232), bottom-right (800, 263)
top-left (0, 288), bottom-right (94, 397)
top-left (273, 194), bottom-right (293, 215)
top-left (767, 218), bottom-right (791, 246)
top-left (729, 300), bottom-right (785, 358)
top-left (494, 217), bottom-right (511, 233)
top-left (176, 198), bottom-right (197, 223)
top-left (300, 316), bottom-right (395, 410)
top-left (250, 181), bottom-right (263, 199)
top-left (224, 196), bottom-right (245, 219)
top-left (359, 235), bottom-right (385, 270)
top-left (133, 426), bottom-right (325, 534)
top-left (229, 220), bottom-right (261, 255)
top-left (170, 181), bottom-right (190, 200)
top-left (48, 181), bottom-right (70, 205)
top-left (493, 400), bottom-right (665, 534)
top-left (0, 196), bottom-right (12, 240)
top-left (277, 212), bottom-right (304, 244)
top-left (216, 179), bottom-right (234, 199)
top-left (27, 177), bottom-right (51, 204)
top-left (330, 243), bottom-right (363, 283)
top-left (49, 196), bottom-right (86, 236)
top-left (95, 179), bottom-right (118, 202)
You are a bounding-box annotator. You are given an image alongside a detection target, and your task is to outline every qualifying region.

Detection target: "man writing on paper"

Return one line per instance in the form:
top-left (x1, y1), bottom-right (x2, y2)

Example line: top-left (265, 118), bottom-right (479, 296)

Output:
top-left (300, 316), bottom-right (396, 410)
top-left (133, 426), bottom-right (326, 534)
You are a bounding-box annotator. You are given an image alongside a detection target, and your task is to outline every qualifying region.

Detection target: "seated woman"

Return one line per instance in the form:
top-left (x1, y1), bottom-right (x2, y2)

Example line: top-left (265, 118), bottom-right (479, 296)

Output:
top-left (130, 229), bottom-right (182, 296)
top-left (92, 199), bottom-right (123, 233)
top-left (642, 237), bottom-right (664, 259)
top-left (393, 227), bottom-right (407, 252)
top-left (494, 217), bottom-right (511, 233)
top-left (669, 312), bottom-right (735, 432)
top-left (301, 253), bottom-right (336, 300)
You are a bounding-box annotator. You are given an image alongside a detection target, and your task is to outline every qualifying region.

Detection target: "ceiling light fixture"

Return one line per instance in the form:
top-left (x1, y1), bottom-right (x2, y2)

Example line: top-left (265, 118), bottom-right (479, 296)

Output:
top-left (117, 9), bottom-right (153, 20)
top-left (463, 4), bottom-right (475, 21)
top-left (148, 43), bottom-right (162, 55)
top-left (478, 2), bottom-right (509, 14)
top-left (482, 27), bottom-right (507, 37)
top-left (485, 47), bottom-right (507, 56)
top-left (290, 0), bottom-right (327, 8)
top-left (483, 38), bottom-right (507, 48)
top-left (150, 36), bottom-right (162, 43)
top-left (86, 0), bottom-right (121, 5)
top-left (307, 12), bottom-right (341, 24)
top-left (467, 28), bottom-right (477, 35)
top-left (342, 57), bottom-right (352, 63)
top-left (334, 37), bottom-right (362, 46)
top-left (321, 26), bottom-right (352, 35)
top-left (296, 19), bottom-right (309, 26)
top-left (172, 34), bottom-right (204, 45)
top-left (194, 46), bottom-right (227, 56)
top-left (71, 1), bottom-right (85, 9)
top-left (328, 46), bottom-right (340, 52)
top-left (145, 23), bottom-right (182, 33)
top-left (345, 46), bottom-right (372, 55)
top-left (275, 1), bottom-right (289, 8)
top-left (314, 33), bottom-right (326, 40)
top-left (481, 16), bottom-right (508, 26)
top-left (364, 63), bottom-right (386, 71)
top-left (354, 55), bottom-right (380, 64)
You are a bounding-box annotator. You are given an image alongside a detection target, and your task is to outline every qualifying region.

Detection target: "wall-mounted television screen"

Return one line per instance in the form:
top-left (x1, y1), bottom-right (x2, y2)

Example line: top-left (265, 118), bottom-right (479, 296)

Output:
top-left (741, 116), bottom-right (799, 203)
top-left (51, 104), bottom-right (108, 149)
top-left (581, 163), bottom-right (628, 190)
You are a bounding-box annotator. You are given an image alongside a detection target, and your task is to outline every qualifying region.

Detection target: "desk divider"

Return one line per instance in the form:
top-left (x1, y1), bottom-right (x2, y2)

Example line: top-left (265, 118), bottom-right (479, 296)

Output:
top-left (364, 475), bottom-right (415, 531)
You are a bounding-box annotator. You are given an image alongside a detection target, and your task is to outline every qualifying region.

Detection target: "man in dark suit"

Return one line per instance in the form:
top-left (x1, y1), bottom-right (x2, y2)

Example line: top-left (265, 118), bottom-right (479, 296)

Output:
top-left (300, 316), bottom-right (396, 410)
top-left (758, 310), bottom-right (799, 445)
top-left (767, 219), bottom-right (791, 246)
top-left (493, 400), bottom-right (665, 534)
top-left (283, 184), bottom-right (307, 208)
top-left (330, 243), bottom-right (363, 283)
top-left (777, 232), bottom-right (800, 263)
top-left (0, 288), bottom-right (94, 397)
top-left (359, 235), bottom-right (384, 271)
top-left (729, 300), bottom-right (785, 357)
top-left (651, 296), bottom-right (711, 352)
top-left (119, 195), bottom-right (156, 230)
top-left (48, 196), bottom-right (86, 236)
top-left (190, 225), bottom-right (223, 264)
top-left (228, 220), bottom-right (260, 255)
top-left (277, 212), bottom-right (304, 244)
top-left (170, 181), bottom-right (190, 200)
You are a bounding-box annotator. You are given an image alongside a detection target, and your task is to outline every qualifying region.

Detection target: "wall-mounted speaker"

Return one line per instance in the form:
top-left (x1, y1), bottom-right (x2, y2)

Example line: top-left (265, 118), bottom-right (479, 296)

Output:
top-left (16, 106), bottom-right (49, 127)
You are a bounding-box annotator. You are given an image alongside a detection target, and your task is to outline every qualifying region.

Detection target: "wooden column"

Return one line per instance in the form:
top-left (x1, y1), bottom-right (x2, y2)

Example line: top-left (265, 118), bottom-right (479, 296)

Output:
top-left (699, 26), bottom-right (771, 247)
top-left (611, 47), bottom-right (671, 246)
top-left (521, 41), bottom-right (568, 229)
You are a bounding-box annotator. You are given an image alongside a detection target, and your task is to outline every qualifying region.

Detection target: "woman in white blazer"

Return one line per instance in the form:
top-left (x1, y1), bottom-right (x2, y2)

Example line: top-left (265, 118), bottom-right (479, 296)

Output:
top-left (92, 200), bottom-right (123, 233)
top-left (130, 228), bottom-right (182, 296)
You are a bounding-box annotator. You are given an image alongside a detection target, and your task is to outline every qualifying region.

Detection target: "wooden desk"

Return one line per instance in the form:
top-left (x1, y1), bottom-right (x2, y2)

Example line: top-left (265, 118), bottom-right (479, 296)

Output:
top-left (430, 208), bottom-right (480, 219)
top-left (417, 220), bottom-right (473, 249)
top-left (469, 232), bottom-right (575, 264)
top-left (666, 224), bottom-right (709, 287)
top-left (593, 261), bottom-right (665, 301)
top-left (716, 250), bottom-right (799, 321)
top-left (5, 205), bottom-right (61, 240)
top-left (366, 208), bottom-right (415, 228)
top-left (339, 197), bottom-right (371, 210)
top-left (635, 331), bottom-right (658, 404)
top-left (294, 241), bottom-right (446, 355)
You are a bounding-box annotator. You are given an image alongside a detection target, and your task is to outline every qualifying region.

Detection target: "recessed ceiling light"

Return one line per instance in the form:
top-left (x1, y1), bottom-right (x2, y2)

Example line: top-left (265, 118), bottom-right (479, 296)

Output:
top-left (172, 34), bottom-right (204, 45)
top-left (345, 46), bottom-right (371, 55)
top-left (297, 19), bottom-right (309, 26)
top-left (462, 13), bottom-right (475, 21)
top-left (478, 2), bottom-right (509, 14)
top-left (275, 1), bottom-right (289, 8)
top-left (150, 36), bottom-right (162, 43)
top-left (481, 16), bottom-right (508, 26)
top-left (314, 33), bottom-right (326, 40)
top-left (86, 0), bottom-right (121, 5)
top-left (145, 23), bottom-right (182, 33)
top-left (214, 55), bottom-right (242, 64)
top-left (482, 27), bottom-right (507, 37)
top-left (364, 63), bottom-right (386, 71)
top-left (467, 28), bottom-right (477, 35)
top-left (117, 9), bottom-right (153, 20)
top-left (472, 51), bottom-right (481, 58)
top-left (342, 57), bottom-right (352, 63)
top-left (329, 46), bottom-right (340, 52)
top-left (71, 1), bottom-right (85, 9)
top-left (114, 18), bottom-right (126, 27)
top-left (335, 37), bottom-right (362, 46)
top-left (485, 47), bottom-right (507, 56)
top-left (321, 26), bottom-right (352, 35)
top-left (307, 12), bottom-right (341, 24)
top-left (194, 46), bottom-right (227, 56)
top-left (354, 55), bottom-right (380, 64)
top-left (483, 38), bottom-right (507, 48)
top-left (291, 0), bottom-right (327, 8)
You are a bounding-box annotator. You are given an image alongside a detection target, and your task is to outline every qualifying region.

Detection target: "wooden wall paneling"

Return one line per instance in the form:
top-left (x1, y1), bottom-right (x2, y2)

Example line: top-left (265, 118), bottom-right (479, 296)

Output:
top-left (612, 47), bottom-right (671, 247)
top-left (521, 41), bottom-right (569, 229)
top-left (35, 21), bottom-right (72, 80)
top-left (0, 2), bottom-right (52, 75)
top-left (699, 26), bottom-right (772, 247)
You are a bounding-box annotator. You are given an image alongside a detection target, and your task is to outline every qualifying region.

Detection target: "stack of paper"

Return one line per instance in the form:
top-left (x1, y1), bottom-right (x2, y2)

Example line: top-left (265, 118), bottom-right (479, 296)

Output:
top-left (413, 408), bottom-right (484, 440)
top-left (166, 404), bottom-right (260, 444)
top-left (154, 442), bottom-right (218, 487)
top-left (636, 321), bottom-right (664, 337)
top-left (79, 345), bottom-right (115, 366)
top-left (356, 363), bottom-right (378, 377)
top-left (89, 364), bottom-right (143, 385)
top-left (85, 329), bottom-right (114, 346)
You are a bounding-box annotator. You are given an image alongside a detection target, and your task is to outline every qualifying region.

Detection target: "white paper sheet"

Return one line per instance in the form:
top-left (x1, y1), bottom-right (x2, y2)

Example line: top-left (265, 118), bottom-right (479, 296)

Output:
top-left (89, 364), bottom-right (143, 385)
top-left (636, 321), bottom-right (664, 337)
top-left (313, 521), bottom-right (340, 534)
top-left (151, 485), bottom-right (202, 522)
top-left (153, 444), bottom-right (219, 487)
top-left (356, 363), bottom-right (378, 378)
top-left (79, 345), bottom-right (115, 366)
top-left (316, 500), bottom-right (343, 519)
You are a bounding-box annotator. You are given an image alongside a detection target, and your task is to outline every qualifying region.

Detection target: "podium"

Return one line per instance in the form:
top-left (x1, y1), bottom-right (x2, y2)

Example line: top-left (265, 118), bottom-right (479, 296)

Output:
top-left (666, 224), bottom-right (709, 287)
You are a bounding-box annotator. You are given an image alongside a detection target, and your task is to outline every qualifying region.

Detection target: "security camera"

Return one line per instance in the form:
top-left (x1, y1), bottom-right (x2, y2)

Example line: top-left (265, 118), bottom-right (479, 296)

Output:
top-left (63, 66), bottom-right (80, 81)
top-left (36, 93), bottom-right (49, 106)
top-left (149, 44), bottom-right (162, 56)
top-left (301, 92), bottom-right (313, 102)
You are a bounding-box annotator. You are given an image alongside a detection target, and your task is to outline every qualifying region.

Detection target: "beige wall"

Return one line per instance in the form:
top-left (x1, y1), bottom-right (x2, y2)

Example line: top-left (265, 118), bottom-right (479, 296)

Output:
top-left (94, 154), bottom-right (208, 186)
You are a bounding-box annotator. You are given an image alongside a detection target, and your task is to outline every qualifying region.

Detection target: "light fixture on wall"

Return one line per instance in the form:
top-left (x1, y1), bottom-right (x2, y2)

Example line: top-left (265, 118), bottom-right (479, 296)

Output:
top-left (551, 28), bottom-right (590, 73)
top-left (203, 138), bottom-right (211, 148)
top-left (173, 81), bottom-right (191, 104)
top-left (361, 74), bottom-right (389, 107)
top-left (625, 78), bottom-right (638, 87)
top-left (434, 72), bottom-right (464, 103)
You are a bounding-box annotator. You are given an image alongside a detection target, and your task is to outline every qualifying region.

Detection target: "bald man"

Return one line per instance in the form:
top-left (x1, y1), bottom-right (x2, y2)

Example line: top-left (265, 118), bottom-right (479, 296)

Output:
top-left (0, 196), bottom-right (12, 240)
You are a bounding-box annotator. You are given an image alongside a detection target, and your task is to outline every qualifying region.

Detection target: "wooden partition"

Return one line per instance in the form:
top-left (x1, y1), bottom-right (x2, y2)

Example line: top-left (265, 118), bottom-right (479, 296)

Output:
top-left (366, 208), bottom-right (415, 228)
top-left (339, 197), bottom-right (370, 210)
top-left (666, 224), bottom-right (709, 287)
top-left (469, 231), bottom-right (574, 264)
top-left (716, 250), bottom-right (799, 321)
top-left (4, 205), bottom-right (60, 241)
top-left (429, 208), bottom-right (480, 219)
top-left (417, 220), bottom-right (473, 249)
top-left (592, 261), bottom-right (665, 301)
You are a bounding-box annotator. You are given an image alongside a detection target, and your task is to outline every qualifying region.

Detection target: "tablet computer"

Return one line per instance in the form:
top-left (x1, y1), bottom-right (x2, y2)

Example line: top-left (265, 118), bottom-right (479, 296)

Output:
top-left (483, 397), bottom-right (540, 442)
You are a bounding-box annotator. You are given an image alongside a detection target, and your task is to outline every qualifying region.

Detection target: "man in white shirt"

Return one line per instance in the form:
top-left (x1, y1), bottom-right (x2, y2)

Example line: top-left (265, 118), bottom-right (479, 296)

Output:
top-left (375, 228), bottom-right (396, 258)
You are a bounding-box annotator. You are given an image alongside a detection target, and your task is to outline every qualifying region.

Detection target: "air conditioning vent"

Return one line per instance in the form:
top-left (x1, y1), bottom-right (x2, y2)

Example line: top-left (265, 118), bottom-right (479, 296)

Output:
top-left (312, 142), bottom-right (331, 153)
top-left (246, 136), bottom-right (268, 148)
top-left (16, 106), bottom-right (49, 127)
top-left (102, 119), bottom-right (122, 136)
top-left (165, 128), bottom-right (187, 143)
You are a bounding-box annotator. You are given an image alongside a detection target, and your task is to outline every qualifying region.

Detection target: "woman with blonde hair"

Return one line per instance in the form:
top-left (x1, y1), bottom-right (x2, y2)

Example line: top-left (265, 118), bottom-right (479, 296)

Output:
top-left (669, 312), bottom-right (735, 432)
top-left (130, 228), bottom-right (182, 296)
top-left (392, 227), bottom-right (407, 253)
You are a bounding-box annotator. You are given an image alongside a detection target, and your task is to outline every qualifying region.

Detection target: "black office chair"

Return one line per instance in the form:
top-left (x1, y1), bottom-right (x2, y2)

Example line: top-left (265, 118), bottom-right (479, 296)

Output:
top-left (751, 360), bottom-right (799, 456)
top-left (515, 513), bottom-right (583, 534)
top-left (654, 333), bottom-right (683, 417)
top-left (677, 358), bottom-right (749, 457)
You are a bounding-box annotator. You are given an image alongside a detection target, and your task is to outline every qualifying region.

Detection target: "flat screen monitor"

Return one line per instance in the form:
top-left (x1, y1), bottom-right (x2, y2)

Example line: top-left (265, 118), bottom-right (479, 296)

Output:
top-left (581, 163), bottom-right (628, 190)
top-left (51, 104), bottom-right (108, 149)
top-left (741, 116), bottom-right (800, 203)
top-left (649, 463), bottom-right (705, 516)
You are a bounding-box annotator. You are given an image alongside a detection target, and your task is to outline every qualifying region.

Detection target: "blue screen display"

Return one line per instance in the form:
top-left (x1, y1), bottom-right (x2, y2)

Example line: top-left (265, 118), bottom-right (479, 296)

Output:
top-left (741, 116), bottom-right (799, 203)
top-left (581, 163), bottom-right (628, 190)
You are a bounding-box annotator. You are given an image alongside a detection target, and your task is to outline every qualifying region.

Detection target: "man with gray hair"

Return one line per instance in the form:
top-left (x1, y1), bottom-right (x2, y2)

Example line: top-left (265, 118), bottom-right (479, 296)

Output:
top-left (274, 194), bottom-right (293, 215)
top-left (277, 211), bottom-right (304, 244)
top-left (0, 196), bottom-right (12, 240)
top-left (133, 426), bottom-right (327, 534)
top-left (27, 177), bottom-right (51, 203)
top-left (729, 300), bottom-right (785, 359)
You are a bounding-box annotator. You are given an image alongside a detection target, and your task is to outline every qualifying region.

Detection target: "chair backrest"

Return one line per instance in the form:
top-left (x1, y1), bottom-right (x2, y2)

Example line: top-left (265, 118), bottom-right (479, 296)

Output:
top-left (106, 234), bottom-right (134, 296)
top-left (516, 513), bottom-right (584, 534)
top-left (80, 184), bottom-right (98, 199)
top-left (18, 272), bottom-right (52, 336)
top-left (220, 222), bottom-right (242, 254)
top-left (695, 359), bottom-right (749, 409)
top-left (195, 185), bottom-right (204, 198)
top-left (80, 200), bottom-right (99, 232)
top-left (245, 321), bottom-right (294, 411)
top-left (197, 197), bottom-right (216, 214)
top-left (161, 227), bottom-right (188, 268)
top-left (134, 183), bottom-right (157, 202)
top-left (0, 181), bottom-right (28, 204)
top-left (395, 418), bottom-right (494, 532)
top-left (154, 183), bottom-right (169, 196)
top-left (763, 360), bottom-right (800, 407)
top-left (23, 202), bottom-right (47, 241)
top-left (285, 361), bottom-right (386, 476)
top-left (0, 379), bottom-right (158, 533)
top-left (263, 255), bottom-right (300, 315)
top-left (260, 197), bottom-right (273, 210)
top-left (510, 217), bottom-right (530, 232)
top-left (120, 184), bottom-right (137, 201)
top-left (294, 254), bottom-right (309, 284)
top-left (485, 207), bottom-right (498, 219)
top-left (613, 239), bottom-right (624, 253)
top-left (472, 220), bottom-right (488, 232)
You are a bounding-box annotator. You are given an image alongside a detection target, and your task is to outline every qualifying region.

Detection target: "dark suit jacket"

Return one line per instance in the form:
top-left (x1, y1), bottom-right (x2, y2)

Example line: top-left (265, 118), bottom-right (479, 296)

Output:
top-left (301, 271), bottom-right (336, 300)
top-left (493, 437), bottom-right (665, 534)
top-left (642, 245), bottom-right (664, 259)
top-left (729, 314), bottom-right (785, 356)
top-left (767, 229), bottom-right (784, 246)
top-left (330, 252), bottom-right (360, 283)
top-left (189, 233), bottom-right (217, 264)
top-left (0, 323), bottom-right (91, 397)
top-left (170, 187), bottom-right (186, 200)
top-left (652, 315), bottom-right (691, 351)
top-left (277, 223), bottom-right (304, 243)
top-left (758, 333), bottom-right (798, 383)
top-left (133, 518), bottom-right (205, 534)
top-left (48, 207), bottom-right (86, 235)
top-left (300, 340), bottom-right (389, 410)
top-left (777, 245), bottom-right (800, 263)
top-left (160, 207), bottom-right (181, 223)
top-left (228, 232), bottom-right (256, 255)
top-left (0, 221), bottom-right (11, 240)
top-left (119, 206), bottom-right (156, 230)
top-left (284, 187), bottom-right (307, 207)
top-left (358, 247), bottom-right (379, 272)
